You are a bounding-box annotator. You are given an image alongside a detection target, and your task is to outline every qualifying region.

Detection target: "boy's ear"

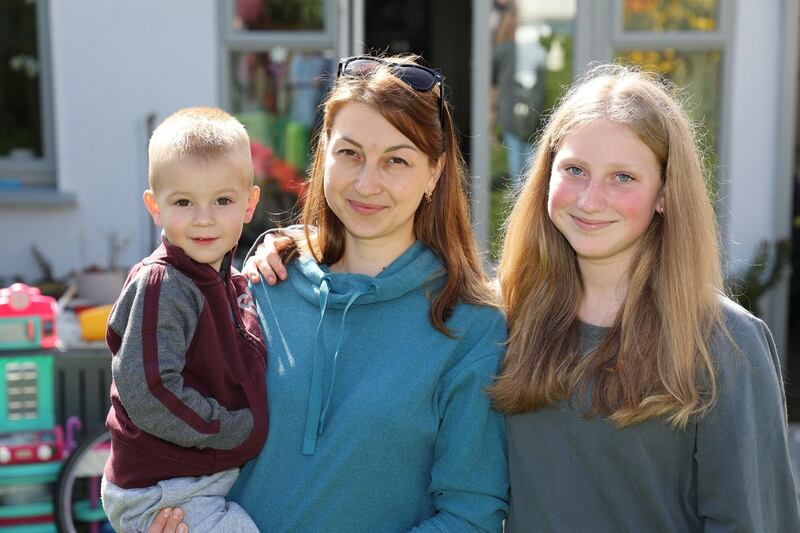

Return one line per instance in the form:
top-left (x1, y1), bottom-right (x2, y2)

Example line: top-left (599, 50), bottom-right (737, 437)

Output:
top-left (143, 190), bottom-right (161, 226)
top-left (243, 185), bottom-right (261, 224)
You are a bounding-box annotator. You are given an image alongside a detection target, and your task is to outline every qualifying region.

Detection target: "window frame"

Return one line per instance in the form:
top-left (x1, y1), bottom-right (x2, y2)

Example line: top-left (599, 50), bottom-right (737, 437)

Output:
top-left (609, 0), bottom-right (734, 251)
top-left (0, 0), bottom-right (57, 190)
top-left (218, 0), bottom-right (349, 133)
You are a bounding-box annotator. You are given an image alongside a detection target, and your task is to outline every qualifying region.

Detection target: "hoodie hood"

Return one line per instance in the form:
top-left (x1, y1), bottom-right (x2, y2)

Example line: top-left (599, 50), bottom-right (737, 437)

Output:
top-left (276, 241), bottom-right (445, 455)
top-left (289, 240), bottom-right (444, 309)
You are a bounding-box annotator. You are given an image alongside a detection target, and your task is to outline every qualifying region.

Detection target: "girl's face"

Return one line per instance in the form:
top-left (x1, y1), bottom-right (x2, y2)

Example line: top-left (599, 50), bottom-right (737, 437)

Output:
top-left (547, 120), bottom-right (665, 271)
top-left (323, 102), bottom-right (442, 251)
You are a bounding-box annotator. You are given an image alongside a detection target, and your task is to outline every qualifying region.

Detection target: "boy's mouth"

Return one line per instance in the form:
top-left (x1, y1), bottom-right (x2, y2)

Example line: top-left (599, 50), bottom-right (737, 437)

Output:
top-left (192, 237), bottom-right (218, 245)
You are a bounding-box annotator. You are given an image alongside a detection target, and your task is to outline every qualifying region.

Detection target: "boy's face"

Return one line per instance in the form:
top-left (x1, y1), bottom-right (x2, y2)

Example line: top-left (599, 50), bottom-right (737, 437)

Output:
top-left (143, 157), bottom-right (260, 271)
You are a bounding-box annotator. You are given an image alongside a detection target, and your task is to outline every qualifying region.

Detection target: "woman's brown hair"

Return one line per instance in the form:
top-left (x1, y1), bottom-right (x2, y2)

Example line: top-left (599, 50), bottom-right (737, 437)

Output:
top-left (490, 64), bottom-right (725, 428)
top-left (301, 54), bottom-right (496, 334)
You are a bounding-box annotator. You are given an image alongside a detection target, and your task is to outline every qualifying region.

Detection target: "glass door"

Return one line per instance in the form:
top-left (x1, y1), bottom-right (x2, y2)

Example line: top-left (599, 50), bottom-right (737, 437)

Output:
top-left (220, 0), bottom-right (357, 259)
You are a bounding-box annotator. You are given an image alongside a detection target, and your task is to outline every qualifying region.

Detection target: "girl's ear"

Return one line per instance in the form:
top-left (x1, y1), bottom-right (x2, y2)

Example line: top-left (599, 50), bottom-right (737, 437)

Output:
top-left (656, 189), bottom-right (665, 215)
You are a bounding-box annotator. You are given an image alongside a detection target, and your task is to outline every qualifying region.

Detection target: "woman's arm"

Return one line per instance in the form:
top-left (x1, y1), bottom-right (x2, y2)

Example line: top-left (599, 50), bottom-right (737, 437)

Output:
top-left (411, 314), bottom-right (510, 532)
top-left (241, 227), bottom-right (303, 284)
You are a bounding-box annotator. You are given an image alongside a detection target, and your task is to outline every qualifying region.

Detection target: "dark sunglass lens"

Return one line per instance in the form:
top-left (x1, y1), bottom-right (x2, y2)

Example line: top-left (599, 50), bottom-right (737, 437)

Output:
top-left (397, 67), bottom-right (437, 91)
top-left (343, 58), bottom-right (381, 76)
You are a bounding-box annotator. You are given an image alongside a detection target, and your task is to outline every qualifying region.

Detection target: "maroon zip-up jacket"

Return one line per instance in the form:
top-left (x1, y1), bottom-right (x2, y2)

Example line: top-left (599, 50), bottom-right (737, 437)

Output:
top-left (103, 239), bottom-right (268, 489)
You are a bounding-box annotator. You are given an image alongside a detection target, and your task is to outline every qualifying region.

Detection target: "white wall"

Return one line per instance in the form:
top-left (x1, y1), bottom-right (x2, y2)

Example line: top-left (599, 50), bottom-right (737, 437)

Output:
top-left (724, 0), bottom-right (783, 268)
top-left (0, 0), bottom-right (219, 280)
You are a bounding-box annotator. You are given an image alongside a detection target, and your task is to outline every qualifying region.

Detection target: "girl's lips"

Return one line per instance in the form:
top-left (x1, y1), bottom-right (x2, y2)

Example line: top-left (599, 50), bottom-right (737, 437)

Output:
top-left (348, 199), bottom-right (386, 215)
top-left (571, 215), bottom-right (613, 230)
top-left (192, 237), bottom-right (218, 246)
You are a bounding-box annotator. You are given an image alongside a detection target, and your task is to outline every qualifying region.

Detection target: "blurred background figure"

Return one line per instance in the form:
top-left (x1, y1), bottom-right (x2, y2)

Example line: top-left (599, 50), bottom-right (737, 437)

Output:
top-left (491, 0), bottom-right (544, 187)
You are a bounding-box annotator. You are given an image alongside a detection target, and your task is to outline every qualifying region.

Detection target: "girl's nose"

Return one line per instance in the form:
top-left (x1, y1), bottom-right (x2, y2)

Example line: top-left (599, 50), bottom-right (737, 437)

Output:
top-left (576, 179), bottom-right (607, 213)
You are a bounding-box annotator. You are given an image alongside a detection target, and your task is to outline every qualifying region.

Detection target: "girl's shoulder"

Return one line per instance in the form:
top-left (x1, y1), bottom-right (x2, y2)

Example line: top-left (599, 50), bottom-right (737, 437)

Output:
top-left (713, 295), bottom-right (781, 388)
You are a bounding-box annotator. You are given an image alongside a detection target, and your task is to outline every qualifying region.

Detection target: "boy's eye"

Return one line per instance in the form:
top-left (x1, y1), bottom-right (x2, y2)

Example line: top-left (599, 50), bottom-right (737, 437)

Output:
top-left (217, 197), bottom-right (233, 206)
top-left (175, 199), bottom-right (191, 207)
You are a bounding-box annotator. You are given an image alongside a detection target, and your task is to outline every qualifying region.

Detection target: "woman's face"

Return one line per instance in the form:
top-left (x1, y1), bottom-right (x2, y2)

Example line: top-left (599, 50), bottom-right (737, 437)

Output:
top-left (547, 119), bottom-right (665, 271)
top-left (323, 102), bottom-right (442, 251)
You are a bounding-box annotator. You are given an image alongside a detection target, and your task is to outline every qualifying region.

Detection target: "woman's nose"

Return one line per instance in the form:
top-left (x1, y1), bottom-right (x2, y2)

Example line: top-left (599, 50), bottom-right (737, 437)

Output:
top-left (353, 161), bottom-right (382, 196)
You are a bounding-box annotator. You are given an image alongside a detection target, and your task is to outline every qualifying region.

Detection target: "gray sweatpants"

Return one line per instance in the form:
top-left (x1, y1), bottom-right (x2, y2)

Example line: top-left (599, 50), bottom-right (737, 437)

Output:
top-left (101, 468), bottom-right (259, 532)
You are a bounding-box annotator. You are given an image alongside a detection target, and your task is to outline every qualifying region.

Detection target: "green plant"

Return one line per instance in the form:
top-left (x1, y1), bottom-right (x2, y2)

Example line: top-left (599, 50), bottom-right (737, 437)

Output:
top-left (726, 239), bottom-right (791, 318)
top-left (30, 244), bottom-right (68, 298)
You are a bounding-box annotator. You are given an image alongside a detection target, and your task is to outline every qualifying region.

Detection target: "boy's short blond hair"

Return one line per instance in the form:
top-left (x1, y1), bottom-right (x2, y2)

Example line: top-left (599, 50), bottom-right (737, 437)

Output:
top-left (148, 107), bottom-right (253, 191)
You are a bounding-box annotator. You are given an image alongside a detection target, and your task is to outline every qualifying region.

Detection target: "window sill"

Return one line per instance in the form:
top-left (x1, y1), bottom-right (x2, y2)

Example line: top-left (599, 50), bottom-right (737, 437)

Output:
top-left (0, 189), bottom-right (77, 208)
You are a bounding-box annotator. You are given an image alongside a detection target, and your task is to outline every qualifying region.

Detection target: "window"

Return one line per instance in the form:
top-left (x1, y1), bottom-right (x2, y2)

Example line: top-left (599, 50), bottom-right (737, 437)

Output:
top-left (221, 0), bottom-right (338, 259)
top-left (487, 0), bottom-right (577, 257)
top-left (613, 0), bottom-right (728, 186)
top-left (0, 0), bottom-right (55, 190)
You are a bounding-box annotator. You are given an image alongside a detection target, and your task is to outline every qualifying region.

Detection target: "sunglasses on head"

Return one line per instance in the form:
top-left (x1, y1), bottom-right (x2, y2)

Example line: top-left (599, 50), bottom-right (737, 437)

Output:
top-left (337, 56), bottom-right (446, 126)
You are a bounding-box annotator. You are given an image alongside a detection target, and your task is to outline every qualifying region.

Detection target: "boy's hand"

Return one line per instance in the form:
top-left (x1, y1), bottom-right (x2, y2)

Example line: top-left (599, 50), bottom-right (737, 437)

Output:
top-left (147, 507), bottom-right (188, 533)
top-left (243, 235), bottom-right (291, 285)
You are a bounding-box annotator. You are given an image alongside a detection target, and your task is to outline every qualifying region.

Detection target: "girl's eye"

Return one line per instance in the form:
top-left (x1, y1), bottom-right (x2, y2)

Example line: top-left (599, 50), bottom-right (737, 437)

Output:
top-left (565, 165), bottom-right (583, 176)
top-left (615, 173), bottom-right (634, 183)
top-left (175, 199), bottom-right (190, 207)
top-left (387, 156), bottom-right (408, 166)
top-left (217, 197), bottom-right (232, 206)
top-left (338, 148), bottom-right (358, 158)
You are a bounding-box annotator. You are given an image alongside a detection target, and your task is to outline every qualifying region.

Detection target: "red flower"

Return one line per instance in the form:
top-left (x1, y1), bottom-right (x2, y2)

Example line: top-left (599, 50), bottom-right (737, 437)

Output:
top-left (250, 140), bottom-right (308, 202)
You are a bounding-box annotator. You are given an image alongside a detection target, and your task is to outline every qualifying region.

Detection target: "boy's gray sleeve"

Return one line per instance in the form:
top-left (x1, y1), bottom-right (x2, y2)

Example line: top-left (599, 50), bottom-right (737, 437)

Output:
top-left (695, 311), bottom-right (800, 531)
top-left (108, 264), bottom-right (253, 450)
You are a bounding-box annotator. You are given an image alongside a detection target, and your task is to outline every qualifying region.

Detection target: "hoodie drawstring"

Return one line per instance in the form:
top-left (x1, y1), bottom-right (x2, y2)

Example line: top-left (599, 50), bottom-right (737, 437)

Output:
top-left (302, 277), bottom-right (376, 455)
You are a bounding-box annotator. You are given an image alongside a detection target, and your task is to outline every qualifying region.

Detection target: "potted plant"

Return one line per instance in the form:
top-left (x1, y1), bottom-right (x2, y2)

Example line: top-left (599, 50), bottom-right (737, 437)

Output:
top-left (30, 244), bottom-right (70, 299)
top-left (73, 230), bottom-right (131, 305)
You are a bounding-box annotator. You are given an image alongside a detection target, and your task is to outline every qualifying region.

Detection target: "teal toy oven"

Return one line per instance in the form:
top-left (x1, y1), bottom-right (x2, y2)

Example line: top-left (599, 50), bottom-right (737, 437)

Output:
top-left (0, 355), bottom-right (55, 434)
top-left (0, 353), bottom-right (63, 532)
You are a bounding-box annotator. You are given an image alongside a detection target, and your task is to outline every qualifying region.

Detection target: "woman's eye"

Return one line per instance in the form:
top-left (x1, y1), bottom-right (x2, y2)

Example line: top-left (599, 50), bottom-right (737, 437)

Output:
top-left (565, 165), bottom-right (583, 176)
top-left (615, 173), bottom-right (634, 183)
top-left (338, 148), bottom-right (358, 158)
top-left (175, 199), bottom-right (190, 207)
top-left (388, 156), bottom-right (408, 166)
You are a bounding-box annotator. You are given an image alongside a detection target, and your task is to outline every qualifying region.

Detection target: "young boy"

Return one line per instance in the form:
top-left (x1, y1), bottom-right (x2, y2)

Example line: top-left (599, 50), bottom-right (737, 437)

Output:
top-left (101, 107), bottom-right (266, 532)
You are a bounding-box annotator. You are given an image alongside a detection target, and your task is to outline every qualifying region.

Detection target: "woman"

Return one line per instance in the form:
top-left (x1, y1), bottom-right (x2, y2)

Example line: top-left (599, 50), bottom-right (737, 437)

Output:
top-left (150, 54), bottom-right (509, 532)
top-left (492, 64), bottom-right (800, 531)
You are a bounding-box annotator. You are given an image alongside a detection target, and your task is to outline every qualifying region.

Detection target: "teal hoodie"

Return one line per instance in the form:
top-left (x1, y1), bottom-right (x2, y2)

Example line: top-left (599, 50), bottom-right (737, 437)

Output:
top-left (229, 241), bottom-right (509, 532)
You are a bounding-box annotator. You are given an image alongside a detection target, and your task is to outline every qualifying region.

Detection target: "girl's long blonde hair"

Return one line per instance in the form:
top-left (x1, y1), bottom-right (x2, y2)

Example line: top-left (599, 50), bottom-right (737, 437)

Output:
top-left (301, 55), bottom-right (496, 334)
top-left (490, 64), bottom-right (725, 428)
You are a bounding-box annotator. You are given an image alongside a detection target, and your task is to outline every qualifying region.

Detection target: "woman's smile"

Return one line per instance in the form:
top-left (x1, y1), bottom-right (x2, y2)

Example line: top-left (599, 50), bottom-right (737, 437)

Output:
top-left (347, 199), bottom-right (387, 215)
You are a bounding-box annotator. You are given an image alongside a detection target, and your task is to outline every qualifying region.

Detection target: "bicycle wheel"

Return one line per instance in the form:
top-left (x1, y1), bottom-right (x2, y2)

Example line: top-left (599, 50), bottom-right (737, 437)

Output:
top-left (54, 428), bottom-right (111, 533)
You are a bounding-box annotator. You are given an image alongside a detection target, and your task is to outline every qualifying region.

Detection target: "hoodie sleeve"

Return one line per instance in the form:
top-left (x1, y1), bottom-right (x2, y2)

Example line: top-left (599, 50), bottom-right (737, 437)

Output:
top-left (410, 313), bottom-right (509, 533)
top-left (108, 263), bottom-right (254, 450)
top-left (695, 304), bottom-right (800, 531)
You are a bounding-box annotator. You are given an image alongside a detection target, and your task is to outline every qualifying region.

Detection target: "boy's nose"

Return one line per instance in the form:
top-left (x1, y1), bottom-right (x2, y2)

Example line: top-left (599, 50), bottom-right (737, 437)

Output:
top-left (192, 207), bottom-right (215, 226)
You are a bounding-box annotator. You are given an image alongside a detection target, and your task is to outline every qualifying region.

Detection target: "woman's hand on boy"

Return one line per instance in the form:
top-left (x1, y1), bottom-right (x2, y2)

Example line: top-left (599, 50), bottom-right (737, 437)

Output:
top-left (147, 507), bottom-right (188, 533)
top-left (242, 234), bottom-right (291, 285)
